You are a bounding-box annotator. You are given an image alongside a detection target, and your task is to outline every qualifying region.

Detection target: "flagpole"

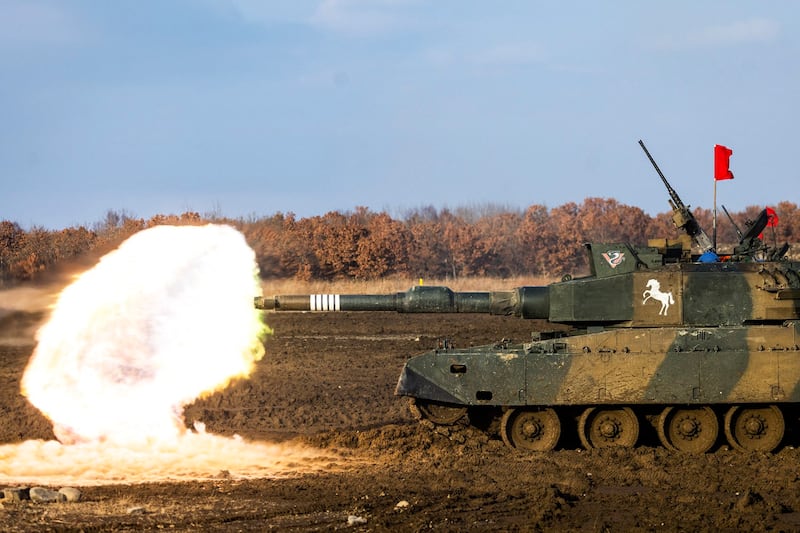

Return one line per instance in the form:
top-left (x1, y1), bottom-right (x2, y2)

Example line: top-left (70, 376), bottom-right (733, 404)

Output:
top-left (712, 143), bottom-right (733, 253)
top-left (713, 174), bottom-right (717, 251)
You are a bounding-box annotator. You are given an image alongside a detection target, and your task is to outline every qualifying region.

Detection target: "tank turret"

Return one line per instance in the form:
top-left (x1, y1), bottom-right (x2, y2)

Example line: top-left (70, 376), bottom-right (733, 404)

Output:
top-left (255, 143), bottom-right (800, 455)
top-left (257, 242), bottom-right (800, 329)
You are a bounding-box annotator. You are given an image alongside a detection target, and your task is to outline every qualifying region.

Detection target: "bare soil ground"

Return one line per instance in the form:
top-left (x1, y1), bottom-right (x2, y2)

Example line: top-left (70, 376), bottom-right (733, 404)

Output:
top-left (3, 307), bottom-right (800, 531)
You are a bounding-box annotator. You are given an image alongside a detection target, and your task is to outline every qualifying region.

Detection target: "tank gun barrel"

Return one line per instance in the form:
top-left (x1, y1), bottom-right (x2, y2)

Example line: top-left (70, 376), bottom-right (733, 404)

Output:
top-left (255, 285), bottom-right (550, 319)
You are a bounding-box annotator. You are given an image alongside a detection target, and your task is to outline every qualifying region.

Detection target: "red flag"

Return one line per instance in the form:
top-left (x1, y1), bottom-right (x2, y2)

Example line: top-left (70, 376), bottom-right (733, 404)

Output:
top-left (759, 206), bottom-right (779, 239)
top-left (714, 144), bottom-right (734, 180)
top-left (766, 207), bottom-right (779, 227)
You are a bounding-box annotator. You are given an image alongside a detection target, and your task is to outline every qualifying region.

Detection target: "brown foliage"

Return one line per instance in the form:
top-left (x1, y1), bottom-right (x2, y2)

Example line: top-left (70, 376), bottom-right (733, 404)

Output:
top-left (2, 201), bottom-right (800, 286)
top-left (353, 212), bottom-right (412, 279)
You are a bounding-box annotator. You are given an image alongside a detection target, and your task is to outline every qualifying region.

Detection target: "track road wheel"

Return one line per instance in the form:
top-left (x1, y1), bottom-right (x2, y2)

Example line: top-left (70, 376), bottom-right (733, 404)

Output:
top-left (657, 406), bottom-right (719, 454)
top-left (408, 398), bottom-right (467, 425)
top-left (578, 407), bottom-right (639, 449)
top-left (724, 405), bottom-right (785, 453)
top-left (500, 408), bottom-right (561, 452)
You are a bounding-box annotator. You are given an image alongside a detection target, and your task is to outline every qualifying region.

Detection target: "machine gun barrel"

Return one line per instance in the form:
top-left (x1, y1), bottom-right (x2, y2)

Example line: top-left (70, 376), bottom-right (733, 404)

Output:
top-left (638, 140), bottom-right (714, 253)
top-left (721, 204), bottom-right (744, 240)
top-left (255, 285), bottom-right (550, 319)
top-left (638, 140), bottom-right (685, 211)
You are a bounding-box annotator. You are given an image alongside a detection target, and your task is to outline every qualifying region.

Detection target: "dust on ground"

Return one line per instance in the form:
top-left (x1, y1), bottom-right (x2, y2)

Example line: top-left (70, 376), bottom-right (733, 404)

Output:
top-left (2, 308), bottom-right (800, 531)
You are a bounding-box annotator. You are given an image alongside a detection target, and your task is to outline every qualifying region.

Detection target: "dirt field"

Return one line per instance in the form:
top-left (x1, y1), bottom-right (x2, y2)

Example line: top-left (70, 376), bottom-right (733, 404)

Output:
top-left (3, 303), bottom-right (800, 531)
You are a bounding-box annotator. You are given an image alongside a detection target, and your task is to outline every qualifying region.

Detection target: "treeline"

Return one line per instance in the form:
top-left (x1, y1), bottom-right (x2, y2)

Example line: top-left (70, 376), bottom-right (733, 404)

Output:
top-left (2, 198), bottom-right (799, 286)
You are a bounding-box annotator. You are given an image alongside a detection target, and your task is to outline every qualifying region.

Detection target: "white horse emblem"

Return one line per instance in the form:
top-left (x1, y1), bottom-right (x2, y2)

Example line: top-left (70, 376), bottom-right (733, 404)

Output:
top-left (642, 279), bottom-right (674, 316)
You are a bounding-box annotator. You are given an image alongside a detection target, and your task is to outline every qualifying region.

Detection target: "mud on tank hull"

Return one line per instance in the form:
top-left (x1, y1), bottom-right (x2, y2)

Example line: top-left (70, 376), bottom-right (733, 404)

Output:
top-left (396, 322), bottom-right (800, 454)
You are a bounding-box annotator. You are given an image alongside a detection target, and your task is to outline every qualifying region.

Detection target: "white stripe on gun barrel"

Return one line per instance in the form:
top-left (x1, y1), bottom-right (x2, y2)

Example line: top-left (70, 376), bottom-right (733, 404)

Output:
top-left (309, 294), bottom-right (341, 311)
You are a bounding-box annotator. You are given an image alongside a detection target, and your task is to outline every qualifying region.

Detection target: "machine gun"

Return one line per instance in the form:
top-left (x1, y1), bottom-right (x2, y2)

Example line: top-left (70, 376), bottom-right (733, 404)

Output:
top-left (731, 209), bottom-right (790, 261)
top-left (639, 140), bottom-right (715, 253)
top-left (721, 205), bottom-right (744, 240)
top-left (723, 205), bottom-right (789, 261)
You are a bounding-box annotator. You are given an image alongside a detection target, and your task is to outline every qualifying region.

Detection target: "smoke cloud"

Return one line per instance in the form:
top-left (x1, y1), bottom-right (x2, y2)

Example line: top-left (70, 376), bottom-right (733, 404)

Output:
top-left (0, 224), bottom-right (342, 484)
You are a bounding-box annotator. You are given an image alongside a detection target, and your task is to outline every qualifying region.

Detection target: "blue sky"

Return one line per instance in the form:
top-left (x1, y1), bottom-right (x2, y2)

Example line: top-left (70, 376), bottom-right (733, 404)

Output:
top-left (2, 1), bottom-right (798, 229)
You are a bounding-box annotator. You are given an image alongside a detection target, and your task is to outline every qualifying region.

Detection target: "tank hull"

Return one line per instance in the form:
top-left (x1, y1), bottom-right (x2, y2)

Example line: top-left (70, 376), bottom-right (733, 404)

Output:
top-left (396, 323), bottom-right (800, 406)
top-left (397, 323), bottom-right (800, 452)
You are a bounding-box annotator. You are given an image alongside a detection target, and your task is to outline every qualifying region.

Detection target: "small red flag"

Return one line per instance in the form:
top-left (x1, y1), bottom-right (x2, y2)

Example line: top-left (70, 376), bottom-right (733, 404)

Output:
top-left (714, 144), bottom-right (734, 180)
top-left (759, 206), bottom-right (779, 239)
top-left (766, 207), bottom-right (779, 227)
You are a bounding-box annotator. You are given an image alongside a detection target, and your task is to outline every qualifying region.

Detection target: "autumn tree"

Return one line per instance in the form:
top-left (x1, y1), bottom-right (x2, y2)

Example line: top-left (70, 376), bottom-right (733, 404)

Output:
top-left (440, 210), bottom-right (485, 278)
top-left (772, 201), bottom-right (800, 242)
top-left (515, 204), bottom-right (558, 276)
top-left (545, 202), bottom-right (585, 275)
top-left (3, 200), bottom-right (798, 285)
top-left (0, 221), bottom-right (25, 285)
top-left (93, 209), bottom-right (145, 251)
top-left (305, 211), bottom-right (365, 279)
top-left (469, 211), bottom-right (523, 277)
top-left (147, 211), bottom-right (203, 227)
top-left (403, 206), bottom-right (449, 279)
top-left (353, 212), bottom-right (412, 279)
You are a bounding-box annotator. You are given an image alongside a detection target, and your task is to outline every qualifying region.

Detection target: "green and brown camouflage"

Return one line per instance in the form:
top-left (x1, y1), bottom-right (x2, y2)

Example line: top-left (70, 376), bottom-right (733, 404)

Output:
top-left (255, 144), bottom-right (799, 454)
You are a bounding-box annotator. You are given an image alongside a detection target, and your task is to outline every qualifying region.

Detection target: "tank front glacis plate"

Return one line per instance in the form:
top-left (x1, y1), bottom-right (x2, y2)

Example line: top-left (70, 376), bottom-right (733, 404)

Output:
top-left (396, 323), bottom-right (800, 407)
top-left (396, 345), bottom-right (527, 405)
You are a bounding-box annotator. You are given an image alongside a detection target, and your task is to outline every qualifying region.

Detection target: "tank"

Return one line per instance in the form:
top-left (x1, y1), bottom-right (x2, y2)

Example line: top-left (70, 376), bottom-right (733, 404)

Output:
top-left (255, 142), bottom-right (800, 454)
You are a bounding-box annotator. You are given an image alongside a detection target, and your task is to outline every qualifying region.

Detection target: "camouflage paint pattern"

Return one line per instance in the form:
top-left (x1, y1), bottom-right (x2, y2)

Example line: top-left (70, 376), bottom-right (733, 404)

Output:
top-left (258, 242), bottom-right (800, 438)
top-left (395, 323), bottom-right (800, 407)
